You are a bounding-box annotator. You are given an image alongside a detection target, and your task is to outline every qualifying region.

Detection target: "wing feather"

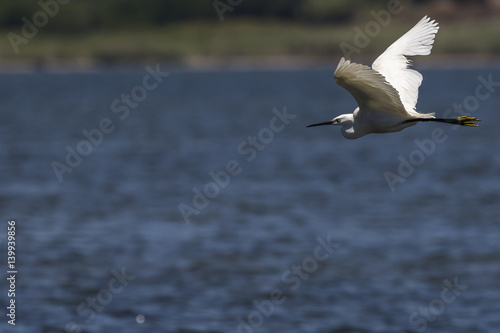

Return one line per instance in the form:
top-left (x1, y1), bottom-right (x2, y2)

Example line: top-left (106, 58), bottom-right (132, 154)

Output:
top-left (334, 57), bottom-right (408, 116)
top-left (372, 16), bottom-right (439, 115)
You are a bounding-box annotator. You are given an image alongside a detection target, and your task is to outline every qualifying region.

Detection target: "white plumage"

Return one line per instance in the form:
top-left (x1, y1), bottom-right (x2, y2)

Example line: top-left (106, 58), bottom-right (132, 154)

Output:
top-left (307, 16), bottom-right (479, 139)
top-left (372, 16), bottom-right (439, 115)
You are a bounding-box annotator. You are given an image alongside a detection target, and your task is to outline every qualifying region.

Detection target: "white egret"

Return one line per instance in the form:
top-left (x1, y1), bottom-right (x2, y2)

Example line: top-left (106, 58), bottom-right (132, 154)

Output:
top-left (307, 16), bottom-right (480, 139)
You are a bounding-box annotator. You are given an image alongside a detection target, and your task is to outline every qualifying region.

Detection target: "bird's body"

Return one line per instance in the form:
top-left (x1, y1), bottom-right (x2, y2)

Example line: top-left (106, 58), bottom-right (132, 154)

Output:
top-left (342, 106), bottom-right (413, 139)
top-left (307, 16), bottom-right (479, 139)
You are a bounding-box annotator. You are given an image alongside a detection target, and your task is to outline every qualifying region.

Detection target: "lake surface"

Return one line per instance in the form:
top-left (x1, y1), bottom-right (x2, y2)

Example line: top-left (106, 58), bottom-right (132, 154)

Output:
top-left (1, 66), bottom-right (499, 333)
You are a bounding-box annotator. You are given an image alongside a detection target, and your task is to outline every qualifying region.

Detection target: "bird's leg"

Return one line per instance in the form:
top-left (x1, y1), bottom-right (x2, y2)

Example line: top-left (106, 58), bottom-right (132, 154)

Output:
top-left (403, 116), bottom-right (480, 127)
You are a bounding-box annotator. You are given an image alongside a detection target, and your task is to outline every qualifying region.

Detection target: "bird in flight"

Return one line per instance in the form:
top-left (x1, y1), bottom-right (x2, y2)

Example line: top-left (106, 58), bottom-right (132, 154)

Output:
top-left (307, 16), bottom-right (480, 139)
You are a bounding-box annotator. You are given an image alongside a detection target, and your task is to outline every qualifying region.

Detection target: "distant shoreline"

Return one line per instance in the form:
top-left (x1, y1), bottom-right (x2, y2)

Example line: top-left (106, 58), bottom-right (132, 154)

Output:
top-left (2, 16), bottom-right (500, 73)
top-left (1, 54), bottom-right (500, 73)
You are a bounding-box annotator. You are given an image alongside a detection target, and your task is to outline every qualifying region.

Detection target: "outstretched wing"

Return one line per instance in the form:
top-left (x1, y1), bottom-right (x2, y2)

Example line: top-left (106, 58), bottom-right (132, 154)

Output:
top-left (334, 57), bottom-right (408, 116)
top-left (372, 16), bottom-right (439, 115)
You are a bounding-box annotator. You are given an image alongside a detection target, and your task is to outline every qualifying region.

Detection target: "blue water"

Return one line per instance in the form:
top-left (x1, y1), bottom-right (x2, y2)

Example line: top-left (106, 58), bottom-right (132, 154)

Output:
top-left (1, 66), bottom-right (499, 333)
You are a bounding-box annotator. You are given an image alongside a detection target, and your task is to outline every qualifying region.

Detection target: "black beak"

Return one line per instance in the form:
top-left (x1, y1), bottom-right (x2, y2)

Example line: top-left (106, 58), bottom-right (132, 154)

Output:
top-left (306, 120), bottom-right (334, 128)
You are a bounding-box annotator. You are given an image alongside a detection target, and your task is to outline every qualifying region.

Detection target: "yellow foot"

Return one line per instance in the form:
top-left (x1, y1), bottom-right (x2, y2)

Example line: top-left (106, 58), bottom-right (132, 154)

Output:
top-left (458, 116), bottom-right (481, 127)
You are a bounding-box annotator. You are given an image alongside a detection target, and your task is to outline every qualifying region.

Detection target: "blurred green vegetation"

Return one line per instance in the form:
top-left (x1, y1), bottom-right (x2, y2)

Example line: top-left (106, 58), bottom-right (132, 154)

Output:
top-left (0, 0), bottom-right (499, 67)
top-left (0, 0), bottom-right (383, 30)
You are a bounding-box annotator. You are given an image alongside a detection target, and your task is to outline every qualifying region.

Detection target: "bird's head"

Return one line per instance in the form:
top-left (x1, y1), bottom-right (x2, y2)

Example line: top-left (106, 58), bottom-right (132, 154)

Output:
top-left (307, 114), bottom-right (353, 128)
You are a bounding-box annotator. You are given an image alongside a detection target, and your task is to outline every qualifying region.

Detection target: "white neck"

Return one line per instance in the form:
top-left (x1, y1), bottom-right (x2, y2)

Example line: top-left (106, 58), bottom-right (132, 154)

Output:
top-left (339, 114), bottom-right (361, 139)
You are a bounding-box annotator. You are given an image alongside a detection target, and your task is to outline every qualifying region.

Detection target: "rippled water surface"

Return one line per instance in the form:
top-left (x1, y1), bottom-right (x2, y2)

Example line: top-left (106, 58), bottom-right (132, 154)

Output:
top-left (1, 67), bottom-right (499, 333)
